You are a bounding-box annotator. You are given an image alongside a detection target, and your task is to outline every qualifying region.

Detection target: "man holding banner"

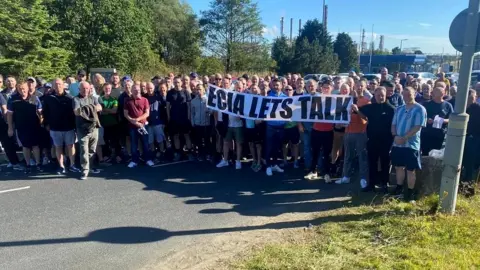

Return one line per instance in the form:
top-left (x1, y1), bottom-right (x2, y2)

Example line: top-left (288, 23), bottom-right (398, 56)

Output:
top-left (264, 79), bottom-right (287, 176)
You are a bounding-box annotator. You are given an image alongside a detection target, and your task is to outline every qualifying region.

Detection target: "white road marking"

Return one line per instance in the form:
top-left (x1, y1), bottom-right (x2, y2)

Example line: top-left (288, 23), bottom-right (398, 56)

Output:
top-left (0, 186), bottom-right (30, 194)
top-left (151, 160), bottom-right (191, 168)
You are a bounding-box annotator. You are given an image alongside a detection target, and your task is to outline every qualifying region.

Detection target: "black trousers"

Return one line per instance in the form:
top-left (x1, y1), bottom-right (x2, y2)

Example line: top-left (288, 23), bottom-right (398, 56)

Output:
top-left (103, 124), bottom-right (122, 158)
top-left (0, 125), bottom-right (20, 165)
top-left (367, 137), bottom-right (392, 187)
top-left (193, 125), bottom-right (212, 156)
top-left (310, 130), bottom-right (333, 174)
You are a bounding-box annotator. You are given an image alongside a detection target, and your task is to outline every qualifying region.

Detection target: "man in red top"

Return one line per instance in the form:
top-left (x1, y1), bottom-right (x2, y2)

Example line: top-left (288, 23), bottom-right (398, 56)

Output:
top-left (336, 79), bottom-right (371, 187)
top-left (304, 79), bottom-right (335, 183)
top-left (124, 83), bottom-right (154, 168)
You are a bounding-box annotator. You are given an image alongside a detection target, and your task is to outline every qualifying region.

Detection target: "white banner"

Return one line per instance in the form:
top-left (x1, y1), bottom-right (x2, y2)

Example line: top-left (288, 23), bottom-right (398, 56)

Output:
top-left (206, 84), bottom-right (353, 124)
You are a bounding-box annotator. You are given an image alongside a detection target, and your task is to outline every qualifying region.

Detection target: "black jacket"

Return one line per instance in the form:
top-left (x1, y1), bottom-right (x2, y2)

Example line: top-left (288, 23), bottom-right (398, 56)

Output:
top-left (42, 92), bottom-right (76, 131)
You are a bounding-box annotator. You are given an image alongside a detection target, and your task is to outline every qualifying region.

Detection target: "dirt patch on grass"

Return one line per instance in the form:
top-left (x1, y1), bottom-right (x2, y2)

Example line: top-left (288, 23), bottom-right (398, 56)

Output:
top-left (143, 196), bottom-right (352, 270)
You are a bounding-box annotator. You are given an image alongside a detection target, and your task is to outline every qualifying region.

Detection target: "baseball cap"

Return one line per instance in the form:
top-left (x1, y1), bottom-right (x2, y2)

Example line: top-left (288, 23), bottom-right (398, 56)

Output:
top-left (77, 69), bottom-right (87, 76)
top-left (27, 76), bottom-right (36, 82)
top-left (122, 75), bottom-right (132, 82)
top-left (190, 72), bottom-right (198, 78)
top-left (151, 75), bottom-right (161, 81)
top-left (44, 83), bottom-right (52, 88)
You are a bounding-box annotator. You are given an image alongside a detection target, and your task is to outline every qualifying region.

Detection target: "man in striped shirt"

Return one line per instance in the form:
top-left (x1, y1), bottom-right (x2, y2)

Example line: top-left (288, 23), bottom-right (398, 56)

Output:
top-left (390, 87), bottom-right (427, 202)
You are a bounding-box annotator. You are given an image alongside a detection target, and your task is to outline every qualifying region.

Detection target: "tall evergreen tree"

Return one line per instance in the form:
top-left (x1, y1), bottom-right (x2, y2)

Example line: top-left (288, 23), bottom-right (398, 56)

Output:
top-left (334, 33), bottom-right (359, 73)
top-left (292, 19), bottom-right (338, 74)
top-left (271, 36), bottom-right (295, 75)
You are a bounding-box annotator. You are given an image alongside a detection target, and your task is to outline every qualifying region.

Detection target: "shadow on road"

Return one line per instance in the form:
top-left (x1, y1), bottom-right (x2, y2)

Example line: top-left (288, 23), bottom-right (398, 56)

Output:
top-left (1, 160), bottom-right (384, 218)
top-left (0, 209), bottom-right (384, 247)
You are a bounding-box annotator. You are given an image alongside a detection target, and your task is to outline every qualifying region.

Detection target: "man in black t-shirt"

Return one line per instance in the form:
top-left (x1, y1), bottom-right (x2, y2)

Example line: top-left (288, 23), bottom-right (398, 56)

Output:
top-left (354, 86), bottom-right (395, 192)
top-left (166, 76), bottom-right (193, 161)
top-left (420, 87), bottom-right (453, 156)
top-left (7, 82), bottom-right (43, 173)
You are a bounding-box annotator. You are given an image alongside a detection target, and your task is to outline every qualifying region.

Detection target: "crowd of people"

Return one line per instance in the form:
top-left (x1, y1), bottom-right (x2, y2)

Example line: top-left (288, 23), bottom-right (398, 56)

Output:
top-left (0, 68), bottom-right (479, 201)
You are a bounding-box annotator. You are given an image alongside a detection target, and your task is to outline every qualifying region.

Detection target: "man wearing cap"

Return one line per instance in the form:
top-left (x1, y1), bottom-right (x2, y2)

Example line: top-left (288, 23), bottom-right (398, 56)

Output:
top-left (7, 82), bottom-right (44, 173)
top-left (27, 77), bottom-right (54, 165)
top-left (68, 70), bottom-right (87, 97)
top-left (74, 81), bottom-right (102, 180)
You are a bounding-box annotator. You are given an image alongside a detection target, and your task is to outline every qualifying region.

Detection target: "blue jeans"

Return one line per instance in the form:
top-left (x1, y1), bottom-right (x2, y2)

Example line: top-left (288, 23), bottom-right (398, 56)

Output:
top-left (463, 135), bottom-right (480, 183)
top-left (265, 125), bottom-right (285, 167)
top-left (129, 128), bottom-right (151, 163)
top-left (302, 129), bottom-right (322, 170)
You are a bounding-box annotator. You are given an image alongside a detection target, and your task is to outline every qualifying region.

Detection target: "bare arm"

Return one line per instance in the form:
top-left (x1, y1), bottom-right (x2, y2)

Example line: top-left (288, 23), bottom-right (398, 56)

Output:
top-left (403, 125), bottom-right (422, 139)
top-left (135, 110), bottom-right (150, 122)
top-left (391, 124), bottom-right (397, 136)
top-left (124, 109), bottom-right (134, 122)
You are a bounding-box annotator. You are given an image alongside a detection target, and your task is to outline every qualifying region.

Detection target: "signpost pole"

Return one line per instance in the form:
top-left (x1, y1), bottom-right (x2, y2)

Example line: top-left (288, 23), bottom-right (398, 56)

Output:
top-left (440, 0), bottom-right (480, 214)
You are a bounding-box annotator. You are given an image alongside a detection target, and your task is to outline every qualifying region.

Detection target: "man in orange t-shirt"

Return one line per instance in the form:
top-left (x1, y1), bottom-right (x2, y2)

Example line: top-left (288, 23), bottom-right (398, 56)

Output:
top-left (336, 79), bottom-right (370, 188)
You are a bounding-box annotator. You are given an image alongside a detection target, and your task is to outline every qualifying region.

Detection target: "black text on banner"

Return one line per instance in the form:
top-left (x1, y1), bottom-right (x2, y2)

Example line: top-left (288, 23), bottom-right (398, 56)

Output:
top-left (206, 84), bottom-right (353, 124)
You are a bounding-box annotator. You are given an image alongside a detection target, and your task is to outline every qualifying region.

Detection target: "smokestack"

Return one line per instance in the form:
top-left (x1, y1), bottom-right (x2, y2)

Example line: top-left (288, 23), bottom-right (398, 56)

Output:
top-left (290, 18), bottom-right (293, 41)
top-left (280, 17), bottom-right (284, 36)
top-left (299, 19), bottom-right (302, 35)
top-left (324, 5), bottom-right (328, 31)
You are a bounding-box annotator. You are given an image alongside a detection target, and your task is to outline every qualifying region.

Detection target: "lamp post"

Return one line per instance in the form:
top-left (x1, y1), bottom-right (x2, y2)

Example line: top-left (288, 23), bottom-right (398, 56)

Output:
top-left (400, 39), bottom-right (408, 52)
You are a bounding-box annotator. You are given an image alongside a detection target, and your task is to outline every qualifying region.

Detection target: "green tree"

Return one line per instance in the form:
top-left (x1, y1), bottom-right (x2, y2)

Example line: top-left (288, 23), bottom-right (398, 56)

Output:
top-left (137, 0), bottom-right (201, 70)
top-left (271, 36), bottom-right (295, 75)
top-left (198, 57), bottom-right (225, 75)
top-left (0, 0), bottom-right (71, 78)
top-left (47, 0), bottom-right (154, 74)
top-left (392, 47), bottom-right (402, 55)
top-left (200, 0), bottom-right (264, 72)
top-left (333, 33), bottom-right (358, 73)
top-left (292, 20), bottom-right (338, 74)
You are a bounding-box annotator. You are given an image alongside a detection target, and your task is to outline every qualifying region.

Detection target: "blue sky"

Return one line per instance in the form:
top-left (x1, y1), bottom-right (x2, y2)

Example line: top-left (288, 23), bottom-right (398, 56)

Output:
top-left (186, 0), bottom-right (468, 54)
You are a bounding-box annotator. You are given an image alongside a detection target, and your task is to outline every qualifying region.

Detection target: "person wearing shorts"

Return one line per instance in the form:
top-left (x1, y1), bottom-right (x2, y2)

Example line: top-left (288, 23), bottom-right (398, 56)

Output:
top-left (216, 80), bottom-right (245, 170)
top-left (7, 82), bottom-right (43, 173)
top-left (146, 82), bottom-right (167, 157)
top-left (391, 87), bottom-right (427, 202)
top-left (42, 78), bottom-right (81, 174)
top-left (282, 85), bottom-right (300, 169)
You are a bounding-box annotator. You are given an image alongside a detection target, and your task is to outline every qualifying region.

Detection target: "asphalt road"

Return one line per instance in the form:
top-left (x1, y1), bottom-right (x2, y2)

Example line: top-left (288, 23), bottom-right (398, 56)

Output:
top-left (0, 160), bottom-right (354, 270)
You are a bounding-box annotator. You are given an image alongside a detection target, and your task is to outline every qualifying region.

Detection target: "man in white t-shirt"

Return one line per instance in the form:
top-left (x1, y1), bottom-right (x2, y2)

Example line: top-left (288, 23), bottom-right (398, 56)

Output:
top-left (216, 80), bottom-right (245, 169)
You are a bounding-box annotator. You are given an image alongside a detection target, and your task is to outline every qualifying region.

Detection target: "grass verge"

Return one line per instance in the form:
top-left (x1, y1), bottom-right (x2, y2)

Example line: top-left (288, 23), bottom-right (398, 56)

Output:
top-left (233, 195), bottom-right (480, 270)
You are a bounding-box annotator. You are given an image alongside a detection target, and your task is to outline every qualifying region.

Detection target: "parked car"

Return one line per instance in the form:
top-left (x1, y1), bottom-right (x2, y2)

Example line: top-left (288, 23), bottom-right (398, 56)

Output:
top-left (407, 72), bottom-right (436, 85)
top-left (304, 74), bottom-right (328, 81)
top-left (361, 73), bottom-right (393, 82)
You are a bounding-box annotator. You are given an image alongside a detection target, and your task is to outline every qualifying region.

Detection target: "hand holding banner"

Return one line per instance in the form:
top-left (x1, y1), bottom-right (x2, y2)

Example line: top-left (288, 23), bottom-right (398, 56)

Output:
top-left (206, 84), bottom-right (353, 124)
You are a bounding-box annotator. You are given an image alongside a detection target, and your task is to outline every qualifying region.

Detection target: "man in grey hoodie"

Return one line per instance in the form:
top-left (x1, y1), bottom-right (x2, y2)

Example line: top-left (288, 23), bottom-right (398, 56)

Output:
top-left (191, 84), bottom-right (211, 161)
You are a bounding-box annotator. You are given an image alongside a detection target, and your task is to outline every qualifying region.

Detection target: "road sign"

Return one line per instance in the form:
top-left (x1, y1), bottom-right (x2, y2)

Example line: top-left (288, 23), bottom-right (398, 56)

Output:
top-left (449, 8), bottom-right (480, 52)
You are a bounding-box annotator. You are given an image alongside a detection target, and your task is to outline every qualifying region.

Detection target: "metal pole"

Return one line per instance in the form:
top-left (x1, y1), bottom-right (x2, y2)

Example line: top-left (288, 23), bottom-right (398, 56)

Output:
top-left (368, 24), bottom-right (374, 73)
top-left (440, 0), bottom-right (480, 214)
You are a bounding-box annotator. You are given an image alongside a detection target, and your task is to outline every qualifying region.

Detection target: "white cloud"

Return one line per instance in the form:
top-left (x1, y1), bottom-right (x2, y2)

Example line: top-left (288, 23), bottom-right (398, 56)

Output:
top-left (418, 23), bottom-right (432, 29)
top-left (262, 25), bottom-right (279, 38)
